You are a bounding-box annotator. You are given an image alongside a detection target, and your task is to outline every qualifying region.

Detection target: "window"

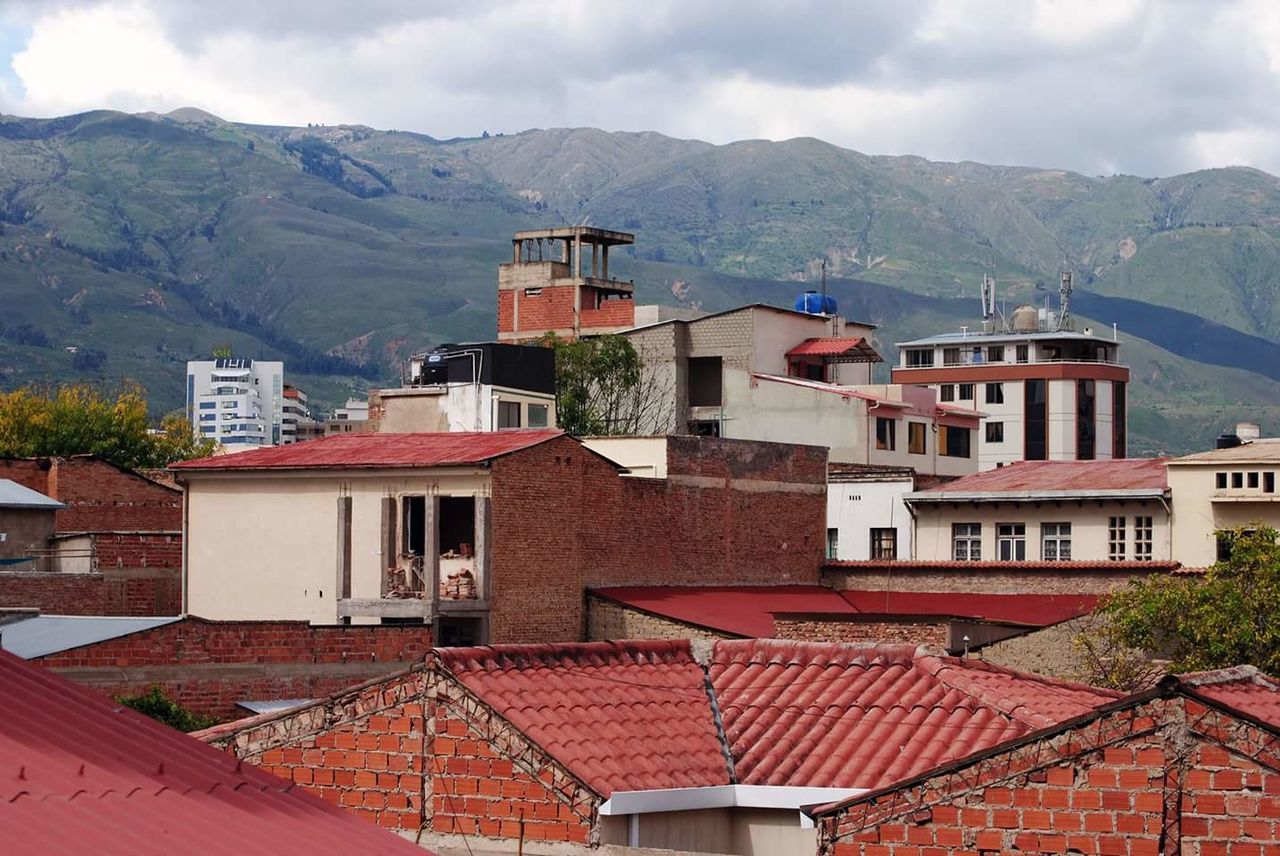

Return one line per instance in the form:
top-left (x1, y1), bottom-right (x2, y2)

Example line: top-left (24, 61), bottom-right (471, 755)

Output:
top-left (1217, 472), bottom-right (1229, 489)
top-left (1267, 472), bottom-right (1276, 494)
top-left (1217, 533), bottom-right (1233, 563)
top-left (1016, 344), bottom-right (1030, 363)
top-left (1113, 381), bottom-right (1127, 458)
top-left (997, 523), bottom-right (1026, 561)
top-left (958, 383), bottom-right (974, 401)
top-left (987, 345), bottom-right (1005, 362)
top-left (943, 347), bottom-right (961, 366)
top-left (1076, 379), bottom-right (1097, 460)
top-left (527, 403), bottom-right (549, 428)
top-left (689, 420), bottom-right (720, 437)
top-left (1108, 516), bottom-right (1126, 561)
top-left (497, 400), bottom-right (521, 429)
top-left (906, 349), bottom-right (934, 368)
top-left (826, 528), bottom-right (839, 560)
top-left (1042, 523), bottom-right (1072, 561)
top-left (953, 523), bottom-right (981, 561)
top-left (1249, 471), bottom-right (1260, 489)
top-left (688, 356), bottom-right (723, 407)
top-left (1025, 379), bottom-right (1047, 460)
top-left (198, 401), bottom-right (216, 409)
top-left (870, 528), bottom-right (898, 560)
top-left (1232, 472), bottom-right (1244, 489)
top-left (985, 422), bottom-right (1005, 443)
top-left (940, 384), bottom-right (955, 402)
top-left (1134, 515), bottom-right (1153, 561)
top-left (908, 422), bottom-right (927, 455)
top-left (875, 417), bottom-right (896, 451)
top-left (523, 287), bottom-right (542, 297)
top-left (940, 425), bottom-right (972, 458)
top-left (985, 383), bottom-right (1004, 404)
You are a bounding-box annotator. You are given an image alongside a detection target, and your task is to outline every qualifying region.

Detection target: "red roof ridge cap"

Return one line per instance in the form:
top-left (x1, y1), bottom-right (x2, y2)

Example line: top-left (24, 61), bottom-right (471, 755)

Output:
top-left (435, 639), bottom-right (695, 672)
top-left (1177, 664), bottom-right (1277, 690)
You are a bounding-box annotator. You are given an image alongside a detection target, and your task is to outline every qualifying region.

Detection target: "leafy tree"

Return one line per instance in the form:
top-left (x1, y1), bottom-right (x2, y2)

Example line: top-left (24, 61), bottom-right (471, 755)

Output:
top-left (117, 685), bottom-right (219, 732)
top-left (0, 382), bottom-right (213, 469)
top-left (541, 334), bottom-right (670, 436)
top-left (1084, 526), bottom-right (1280, 685)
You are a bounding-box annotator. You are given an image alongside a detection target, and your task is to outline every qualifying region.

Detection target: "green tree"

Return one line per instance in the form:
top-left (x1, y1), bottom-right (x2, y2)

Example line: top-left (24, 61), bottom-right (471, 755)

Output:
top-left (541, 334), bottom-right (670, 436)
top-left (0, 382), bottom-right (213, 469)
top-left (117, 685), bottom-right (219, 732)
top-left (1087, 525), bottom-right (1280, 683)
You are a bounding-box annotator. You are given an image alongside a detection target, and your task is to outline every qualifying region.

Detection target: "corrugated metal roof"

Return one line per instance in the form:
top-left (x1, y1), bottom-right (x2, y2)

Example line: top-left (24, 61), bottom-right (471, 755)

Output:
top-left (839, 591), bottom-right (1098, 627)
top-left (1, 615), bottom-right (182, 659)
top-left (235, 699), bottom-right (316, 716)
top-left (0, 648), bottom-right (431, 855)
top-left (785, 337), bottom-right (881, 360)
top-left (1171, 438), bottom-right (1280, 464)
top-left (591, 585), bottom-right (856, 637)
top-left (172, 429), bottom-right (565, 471)
top-left (909, 458), bottom-right (1169, 499)
top-left (826, 559), bottom-right (1185, 572)
top-left (0, 479), bottom-right (63, 510)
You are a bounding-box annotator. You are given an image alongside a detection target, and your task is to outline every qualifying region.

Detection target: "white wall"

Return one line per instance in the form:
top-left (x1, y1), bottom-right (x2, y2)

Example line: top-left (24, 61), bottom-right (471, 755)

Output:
top-left (827, 478), bottom-right (915, 560)
top-left (1168, 462), bottom-right (1280, 567)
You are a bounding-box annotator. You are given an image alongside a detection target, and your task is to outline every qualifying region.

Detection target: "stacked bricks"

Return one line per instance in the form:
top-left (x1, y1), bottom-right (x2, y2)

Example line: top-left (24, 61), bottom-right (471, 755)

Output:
top-left (37, 617), bottom-right (433, 719)
top-left (0, 566), bottom-right (181, 615)
top-left (773, 617), bottom-right (949, 647)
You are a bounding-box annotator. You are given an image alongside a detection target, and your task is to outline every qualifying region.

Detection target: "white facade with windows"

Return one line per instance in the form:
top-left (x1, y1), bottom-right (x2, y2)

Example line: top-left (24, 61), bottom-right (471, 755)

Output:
top-left (186, 359), bottom-right (285, 450)
top-left (825, 466), bottom-right (916, 561)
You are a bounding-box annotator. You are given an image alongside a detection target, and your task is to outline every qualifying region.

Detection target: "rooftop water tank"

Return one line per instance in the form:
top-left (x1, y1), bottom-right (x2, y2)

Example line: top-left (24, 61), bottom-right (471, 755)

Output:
top-left (1011, 304), bottom-right (1039, 333)
top-left (1217, 430), bottom-right (1243, 450)
top-left (1236, 422), bottom-right (1262, 442)
top-left (795, 290), bottom-right (838, 316)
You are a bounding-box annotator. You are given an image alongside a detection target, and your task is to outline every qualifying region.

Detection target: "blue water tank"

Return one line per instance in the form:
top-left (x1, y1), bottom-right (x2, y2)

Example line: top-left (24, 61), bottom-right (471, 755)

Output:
top-left (794, 290), bottom-right (838, 315)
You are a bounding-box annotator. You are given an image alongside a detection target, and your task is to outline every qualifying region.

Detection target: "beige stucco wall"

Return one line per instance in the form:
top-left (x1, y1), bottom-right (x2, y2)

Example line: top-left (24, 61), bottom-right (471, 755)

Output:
top-left (582, 437), bottom-right (670, 478)
top-left (184, 469), bottom-right (488, 622)
top-left (597, 807), bottom-right (813, 856)
top-left (1168, 462), bottom-right (1280, 567)
top-left (378, 386), bottom-right (556, 433)
top-left (911, 498), bottom-right (1170, 563)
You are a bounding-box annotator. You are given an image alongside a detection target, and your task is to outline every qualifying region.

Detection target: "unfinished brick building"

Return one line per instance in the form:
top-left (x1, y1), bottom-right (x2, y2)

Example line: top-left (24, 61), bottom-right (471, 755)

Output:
top-left (812, 666), bottom-right (1280, 856)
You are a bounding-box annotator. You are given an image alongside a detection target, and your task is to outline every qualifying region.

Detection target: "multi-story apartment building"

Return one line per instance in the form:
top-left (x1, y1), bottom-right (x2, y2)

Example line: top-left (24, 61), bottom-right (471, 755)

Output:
top-left (892, 306), bottom-right (1129, 470)
top-left (280, 384), bottom-right (312, 444)
top-left (185, 358), bottom-right (284, 450)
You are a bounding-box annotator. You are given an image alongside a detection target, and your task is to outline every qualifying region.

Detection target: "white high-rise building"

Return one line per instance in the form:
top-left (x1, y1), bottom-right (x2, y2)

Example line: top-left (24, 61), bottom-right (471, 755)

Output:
top-left (186, 359), bottom-right (285, 450)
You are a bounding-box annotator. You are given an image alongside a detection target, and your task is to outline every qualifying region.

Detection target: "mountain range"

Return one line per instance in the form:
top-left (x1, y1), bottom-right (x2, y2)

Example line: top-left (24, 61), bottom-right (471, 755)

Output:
top-left (2, 107), bottom-right (1280, 454)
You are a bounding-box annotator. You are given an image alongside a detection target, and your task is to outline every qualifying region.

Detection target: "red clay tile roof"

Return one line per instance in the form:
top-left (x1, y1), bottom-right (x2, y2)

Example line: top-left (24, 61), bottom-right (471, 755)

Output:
top-left (839, 591), bottom-right (1098, 626)
top-left (709, 640), bottom-right (1120, 790)
top-left (590, 585), bottom-right (856, 637)
top-left (435, 641), bottom-right (730, 796)
top-left (786, 337), bottom-right (880, 359)
top-left (1180, 666), bottom-right (1280, 726)
top-left (910, 457), bottom-right (1169, 497)
top-left (172, 429), bottom-right (565, 471)
top-left (0, 649), bottom-right (428, 855)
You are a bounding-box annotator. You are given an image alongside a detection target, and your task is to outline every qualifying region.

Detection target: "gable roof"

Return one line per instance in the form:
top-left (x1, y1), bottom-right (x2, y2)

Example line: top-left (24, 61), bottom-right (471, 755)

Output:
top-left (907, 458), bottom-right (1169, 500)
top-left (0, 649), bottom-right (428, 855)
top-left (171, 429), bottom-right (565, 472)
top-left (0, 479), bottom-right (63, 510)
top-left (786, 337), bottom-right (882, 361)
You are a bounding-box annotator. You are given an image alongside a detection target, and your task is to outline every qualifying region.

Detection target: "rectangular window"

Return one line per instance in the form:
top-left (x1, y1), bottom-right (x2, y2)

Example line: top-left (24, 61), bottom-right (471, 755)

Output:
top-left (1134, 515), bottom-right (1153, 561)
top-left (875, 417), bottom-right (897, 451)
top-left (1217, 472), bottom-right (1229, 489)
top-left (523, 287), bottom-right (542, 296)
top-left (198, 401), bottom-right (216, 409)
top-left (997, 523), bottom-right (1027, 561)
top-left (953, 523), bottom-right (981, 561)
top-left (1016, 344), bottom-right (1030, 364)
top-left (987, 345), bottom-right (1005, 362)
top-left (527, 403), bottom-right (549, 428)
top-left (958, 383), bottom-right (975, 401)
top-left (1042, 522), bottom-right (1072, 561)
top-left (1113, 381), bottom-right (1127, 458)
top-left (940, 425), bottom-right (972, 458)
top-left (943, 347), bottom-right (961, 366)
top-left (940, 384), bottom-right (955, 403)
top-left (1108, 516), bottom-right (1126, 561)
top-left (1025, 379), bottom-right (1047, 460)
top-left (985, 422), bottom-right (1005, 443)
top-left (1232, 472), bottom-right (1244, 489)
top-left (497, 400), bottom-right (521, 429)
top-left (985, 383), bottom-right (1004, 404)
top-left (870, 528), bottom-right (898, 560)
top-left (689, 420), bottom-right (720, 437)
top-left (1077, 379), bottom-right (1096, 460)
top-left (906, 349), bottom-right (934, 368)
top-left (1249, 472), bottom-right (1260, 489)
top-left (826, 528), bottom-right (839, 560)
top-left (688, 356), bottom-right (723, 407)
top-left (908, 422), bottom-right (927, 455)
top-left (1267, 472), bottom-right (1276, 494)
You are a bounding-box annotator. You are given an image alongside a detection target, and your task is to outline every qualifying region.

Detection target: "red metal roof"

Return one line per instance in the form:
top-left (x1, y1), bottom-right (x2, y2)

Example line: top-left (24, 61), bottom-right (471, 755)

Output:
top-left (839, 591), bottom-right (1098, 626)
top-left (1181, 666), bottom-right (1280, 726)
top-left (709, 639), bottom-right (1120, 790)
top-left (912, 457), bottom-right (1169, 495)
top-left (591, 585), bottom-right (855, 637)
top-left (0, 649), bottom-right (428, 855)
top-left (786, 337), bottom-right (880, 359)
top-left (436, 641), bottom-right (731, 797)
top-left (172, 429), bottom-right (565, 471)
top-left (826, 559), bottom-right (1184, 572)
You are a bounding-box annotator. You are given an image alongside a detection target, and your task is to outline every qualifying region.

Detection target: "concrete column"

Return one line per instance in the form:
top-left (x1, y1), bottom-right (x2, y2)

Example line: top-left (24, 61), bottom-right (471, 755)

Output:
top-left (512, 240), bottom-right (520, 263)
top-left (602, 245), bottom-right (609, 280)
top-left (561, 238), bottom-right (569, 263)
top-left (474, 496), bottom-right (491, 602)
top-left (592, 242), bottom-right (600, 278)
top-left (426, 496), bottom-right (440, 615)
top-left (574, 233), bottom-right (582, 278)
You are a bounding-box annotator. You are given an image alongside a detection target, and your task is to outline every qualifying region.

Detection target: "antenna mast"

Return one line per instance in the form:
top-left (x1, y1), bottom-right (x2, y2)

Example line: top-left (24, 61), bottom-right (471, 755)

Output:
top-left (1058, 270), bottom-right (1073, 331)
top-left (980, 273), bottom-right (997, 332)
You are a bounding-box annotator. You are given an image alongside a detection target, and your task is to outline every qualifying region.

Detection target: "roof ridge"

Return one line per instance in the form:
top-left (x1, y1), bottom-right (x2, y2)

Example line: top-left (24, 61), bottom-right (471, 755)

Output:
top-left (922, 654), bottom-right (1122, 728)
top-left (1178, 664), bottom-right (1277, 689)
top-left (436, 639), bottom-right (695, 671)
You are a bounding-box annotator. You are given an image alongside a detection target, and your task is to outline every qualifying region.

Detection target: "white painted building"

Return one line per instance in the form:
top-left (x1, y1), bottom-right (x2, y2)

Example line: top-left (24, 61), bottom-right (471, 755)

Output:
top-left (281, 384), bottom-right (312, 444)
top-left (825, 465), bottom-right (917, 561)
top-left (186, 358), bottom-right (284, 450)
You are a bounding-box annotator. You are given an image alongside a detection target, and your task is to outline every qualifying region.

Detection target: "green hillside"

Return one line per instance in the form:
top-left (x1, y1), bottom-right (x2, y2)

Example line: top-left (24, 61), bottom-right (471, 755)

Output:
top-left (1, 108), bottom-right (1279, 451)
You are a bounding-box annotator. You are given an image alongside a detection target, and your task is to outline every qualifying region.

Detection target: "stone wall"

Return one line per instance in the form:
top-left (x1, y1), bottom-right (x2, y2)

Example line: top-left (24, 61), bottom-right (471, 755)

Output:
top-left (773, 616), bottom-right (949, 647)
top-left (586, 596), bottom-right (731, 642)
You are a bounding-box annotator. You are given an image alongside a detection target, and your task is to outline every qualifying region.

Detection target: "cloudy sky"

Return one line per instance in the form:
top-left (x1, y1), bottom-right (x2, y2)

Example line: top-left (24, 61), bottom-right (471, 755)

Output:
top-left (2, 0), bottom-right (1279, 176)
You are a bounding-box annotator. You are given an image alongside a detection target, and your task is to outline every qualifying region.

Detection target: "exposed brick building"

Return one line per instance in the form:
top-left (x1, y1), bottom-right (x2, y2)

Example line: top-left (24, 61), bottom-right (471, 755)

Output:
top-left (812, 666), bottom-right (1280, 856)
top-left (199, 640), bottom-right (1117, 854)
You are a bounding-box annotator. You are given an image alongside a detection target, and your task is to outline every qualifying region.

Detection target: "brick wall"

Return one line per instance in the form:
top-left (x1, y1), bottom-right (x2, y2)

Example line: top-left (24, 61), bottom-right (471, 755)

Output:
top-left (824, 565), bottom-right (1161, 596)
top-left (0, 456), bottom-right (181, 534)
top-left (773, 617), bottom-right (949, 647)
top-left (488, 435), bottom-right (827, 644)
top-left (580, 297), bottom-right (635, 330)
top-left (513, 285), bottom-right (576, 335)
top-left (93, 532), bottom-right (182, 569)
top-left (38, 617), bottom-right (433, 718)
top-left (0, 566), bottom-right (181, 615)
top-left (586, 595), bottom-right (731, 642)
top-left (819, 694), bottom-right (1280, 855)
